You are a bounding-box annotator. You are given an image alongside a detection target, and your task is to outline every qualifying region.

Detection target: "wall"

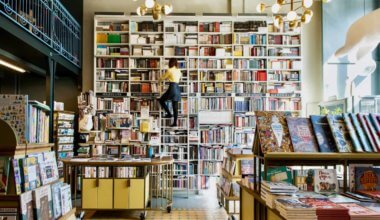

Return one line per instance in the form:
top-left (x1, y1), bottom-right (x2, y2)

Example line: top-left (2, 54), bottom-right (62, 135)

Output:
top-left (82, 0), bottom-right (324, 115)
top-left (322, 0), bottom-right (380, 100)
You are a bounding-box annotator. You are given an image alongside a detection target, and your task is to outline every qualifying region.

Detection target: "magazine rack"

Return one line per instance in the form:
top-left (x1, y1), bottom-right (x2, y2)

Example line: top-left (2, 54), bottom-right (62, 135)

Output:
top-left (238, 135), bottom-right (380, 220)
top-left (0, 119), bottom-right (75, 219)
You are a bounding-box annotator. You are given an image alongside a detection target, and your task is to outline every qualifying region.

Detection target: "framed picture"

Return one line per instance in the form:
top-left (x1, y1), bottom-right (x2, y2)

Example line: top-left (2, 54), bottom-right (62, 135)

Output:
top-left (319, 99), bottom-right (347, 115)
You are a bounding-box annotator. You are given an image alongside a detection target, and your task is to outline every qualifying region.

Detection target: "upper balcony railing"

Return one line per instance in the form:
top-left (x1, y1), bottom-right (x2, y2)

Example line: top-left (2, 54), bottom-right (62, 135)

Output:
top-left (0, 0), bottom-right (81, 67)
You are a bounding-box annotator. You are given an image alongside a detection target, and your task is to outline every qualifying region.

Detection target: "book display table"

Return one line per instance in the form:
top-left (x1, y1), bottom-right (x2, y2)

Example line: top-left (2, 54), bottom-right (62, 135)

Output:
top-left (62, 157), bottom-right (174, 220)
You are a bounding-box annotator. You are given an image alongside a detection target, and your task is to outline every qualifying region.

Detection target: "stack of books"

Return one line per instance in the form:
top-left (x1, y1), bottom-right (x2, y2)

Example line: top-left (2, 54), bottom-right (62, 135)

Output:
top-left (261, 181), bottom-right (298, 208)
top-left (274, 197), bottom-right (317, 220)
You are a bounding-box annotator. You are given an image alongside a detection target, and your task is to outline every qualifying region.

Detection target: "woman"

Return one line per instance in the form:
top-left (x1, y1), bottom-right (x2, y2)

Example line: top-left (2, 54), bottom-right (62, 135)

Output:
top-left (158, 58), bottom-right (181, 127)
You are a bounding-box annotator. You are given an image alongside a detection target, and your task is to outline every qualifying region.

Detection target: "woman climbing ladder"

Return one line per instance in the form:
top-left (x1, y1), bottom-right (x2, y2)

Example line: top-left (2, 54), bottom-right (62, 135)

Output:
top-left (158, 58), bottom-right (181, 127)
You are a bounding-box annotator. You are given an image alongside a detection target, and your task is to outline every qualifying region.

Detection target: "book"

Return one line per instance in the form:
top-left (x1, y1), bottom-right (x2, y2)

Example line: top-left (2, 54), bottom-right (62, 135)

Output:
top-left (12, 159), bottom-right (23, 194)
top-left (364, 114), bottom-right (380, 151)
top-left (369, 113), bottom-right (380, 138)
top-left (20, 191), bottom-right (34, 220)
top-left (51, 181), bottom-right (63, 219)
top-left (286, 117), bottom-right (319, 152)
top-left (0, 157), bottom-right (10, 194)
top-left (33, 184), bottom-right (53, 220)
top-left (342, 113), bottom-right (364, 152)
top-left (327, 194), bottom-right (360, 203)
top-left (20, 156), bottom-right (41, 192)
top-left (349, 113), bottom-right (373, 152)
top-left (263, 166), bottom-right (292, 183)
top-left (326, 114), bottom-right (354, 152)
top-left (355, 167), bottom-right (380, 191)
top-left (60, 184), bottom-right (72, 215)
top-left (255, 111), bottom-right (293, 153)
top-left (240, 160), bottom-right (253, 175)
top-left (310, 115), bottom-right (337, 152)
top-left (357, 190), bottom-right (380, 199)
top-left (357, 113), bottom-right (377, 152)
top-left (314, 169), bottom-right (339, 194)
top-left (39, 152), bottom-right (59, 185)
top-left (349, 164), bottom-right (373, 192)
top-left (339, 203), bottom-right (380, 218)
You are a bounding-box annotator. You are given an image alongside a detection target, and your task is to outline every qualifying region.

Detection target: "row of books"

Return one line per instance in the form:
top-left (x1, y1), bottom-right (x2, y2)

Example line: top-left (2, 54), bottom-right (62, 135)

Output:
top-left (173, 176), bottom-right (198, 189)
top-left (200, 126), bottom-right (232, 144)
top-left (199, 21), bottom-right (232, 33)
top-left (165, 21), bottom-right (198, 32)
top-left (199, 97), bottom-right (233, 110)
top-left (96, 70), bottom-right (129, 80)
top-left (268, 59), bottom-right (302, 70)
top-left (96, 97), bottom-right (129, 113)
top-left (96, 45), bottom-right (129, 56)
top-left (96, 21), bottom-right (128, 32)
top-left (234, 131), bottom-right (255, 146)
top-left (96, 58), bottom-right (128, 68)
top-left (199, 34), bottom-right (233, 44)
top-left (164, 46), bottom-right (198, 56)
top-left (268, 21), bottom-right (300, 33)
top-left (234, 97), bottom-right (266, 112)
top-left (219, 176), bottom-right (240, 197)
top-left (96, 33), bottom-right (128, 44)
top-left (129, 58), bottom-right (160, 68)
top-left (20, 181), bottom-right (72, 220)
top-left (233, 59), bottom-right (266, 70)
top-left (199, 47), bottom-right (232, 57)
top-left (28, 104), bottom-right (49, 144)
top-left (233, 33), bottom-right (266, 45)
top-left (200, 161), bottom-right (221, 175)
top-left (130, 21), bottom-right (163, 32)
top-left (255, 111), bottom-right (380, 154)
top-left (268, 47), bottom-right (300, 57)
top-left (235, 114), bottom-right (256, 128)
top-left (267, 97), bottom-right (301, 111)
top-left (199, 146), bottom-right (224, 160)
top-left (233, 45), bottom-right (266, 57)
top-left (130, 34), bottom-right (163, 44)
top-left (234, 20), bottom-right (266, 32)
top-left (131, 45), bottom-right (162, 56)
top-left (223, 157), bottom-right (253, 176)
top-left (130, 70), bottom-right (160, 81)
top-left (96, 81), bottom-right (128, 93)
top-left (267, 70), bottom-right (301, 82)
top-left (268, 35), bottom-right (301, 45)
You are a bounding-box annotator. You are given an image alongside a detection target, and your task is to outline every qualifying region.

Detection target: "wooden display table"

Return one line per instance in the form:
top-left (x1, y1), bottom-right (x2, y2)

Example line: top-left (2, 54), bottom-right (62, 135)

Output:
top-left (62, 158), bottom-right (174, 220)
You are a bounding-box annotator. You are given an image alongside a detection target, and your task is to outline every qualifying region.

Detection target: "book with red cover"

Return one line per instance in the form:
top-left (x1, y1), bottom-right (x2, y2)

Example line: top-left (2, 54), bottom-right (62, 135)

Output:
top-left (286, 117), bottom-right (319, 152)
top-left (343, 113), bottom-right (364, 152)
top-left (350, 113), bottom-right (373, 152)
top-left (339, 203), bottom-right (380, 217)
top-left (357, 190), bottom-right (380, 200)
top-left (357, 113), bottom-right (378, 152)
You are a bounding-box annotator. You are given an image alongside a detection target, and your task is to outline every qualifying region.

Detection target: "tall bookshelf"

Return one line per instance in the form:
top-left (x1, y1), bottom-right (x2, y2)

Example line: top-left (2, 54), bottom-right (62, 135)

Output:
top-left (93, 15), bottom-right (302, 195)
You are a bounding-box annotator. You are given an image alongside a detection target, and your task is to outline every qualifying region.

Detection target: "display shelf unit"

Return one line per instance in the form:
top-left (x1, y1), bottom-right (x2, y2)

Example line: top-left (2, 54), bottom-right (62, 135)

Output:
top-left (93, 15), bottom-right (303, 196)
top-left (54, 111), bottom-right (76, 178)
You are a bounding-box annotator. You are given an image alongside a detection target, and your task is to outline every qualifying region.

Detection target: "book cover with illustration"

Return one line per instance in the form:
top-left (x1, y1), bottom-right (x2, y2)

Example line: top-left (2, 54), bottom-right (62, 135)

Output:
top-left (20, 156), bottom-right (41, 192)
top-left (310, 115), bottom-right (337, 152)
top-left (20, 191), bottom-right (34, 220)
top-left (364, 114), bottom-right (380, 151)
top-left (286, 117), bottom-right (319, 152)
top-left (240, 159), bottom-right (253, 175)
top-left (40, 152), bottom-right (59, 185)
top-left (339, 203), bottom-right (380, 217)
top-left (262, 166), bottom-right (293, 183)
top-left (357, 113), bottom-right (377, 152)
top-left (355, 167), bottom-right (380, 191)
top-left (33, 184), bottom-right (53, 220)
top-left (60, 184), bottom-right (72, 215)
top-left (326, 114), bottom-right (354, 153)
top-left (314, 169), bottom-right (339, 194)
top-left (12, 158), bottom-right (23, 194)
top-left (342, 113), bottom-right (364, 152)
top-left (349, 113), bottom-right (373, 152)
top-left (51, 181), bottom-right (63, 218)
top-left (256, 111), bottom-right (293, 153)
top-left (0, 157), bottom-right (10, 194)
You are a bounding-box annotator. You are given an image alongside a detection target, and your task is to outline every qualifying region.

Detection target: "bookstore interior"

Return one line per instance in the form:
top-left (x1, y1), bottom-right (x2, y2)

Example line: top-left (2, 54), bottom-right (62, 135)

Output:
top-left (1, 0), bottom-right (380, 219)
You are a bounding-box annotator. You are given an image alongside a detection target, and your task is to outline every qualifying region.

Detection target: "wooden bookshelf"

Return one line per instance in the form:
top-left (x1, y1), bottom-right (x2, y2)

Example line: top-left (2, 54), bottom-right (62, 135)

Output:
top-left (93, 15), bottom-right (303, 196)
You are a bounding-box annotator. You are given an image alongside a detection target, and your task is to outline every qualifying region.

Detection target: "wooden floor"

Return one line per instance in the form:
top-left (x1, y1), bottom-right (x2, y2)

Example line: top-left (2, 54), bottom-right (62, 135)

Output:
top-left (83, 209), bottom-right (229, 220)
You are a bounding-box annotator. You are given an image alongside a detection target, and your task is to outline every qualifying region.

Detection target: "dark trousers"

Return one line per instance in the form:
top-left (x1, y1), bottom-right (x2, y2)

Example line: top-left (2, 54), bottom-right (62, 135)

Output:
top-left (159, 98), bottom-right (178, 125)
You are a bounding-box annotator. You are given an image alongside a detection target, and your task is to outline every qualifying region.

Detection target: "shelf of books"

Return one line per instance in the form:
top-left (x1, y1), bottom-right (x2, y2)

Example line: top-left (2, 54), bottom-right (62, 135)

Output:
top-left (0, 95), bottom-right (75, 220)
top-left (54, 111), bottom-right (75, 178)
top-left (238, 110), bottom-right (380, 220)
top-left (93, 15), bottom-right (303, 195)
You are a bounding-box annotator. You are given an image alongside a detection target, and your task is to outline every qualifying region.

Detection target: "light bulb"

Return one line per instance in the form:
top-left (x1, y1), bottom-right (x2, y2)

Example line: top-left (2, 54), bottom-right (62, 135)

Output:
top-left (145, 0), bottom-right (155, 8)
top-left (256, 3), bottom-right (266, 13)
top-left (136, 6), bottom-right (142, 16)
top-left (303, 0), bottom-right (313, 8)
top-left (271, 3), bottom-right (280, 13)
top-left (274, 15), bottom-right (283, 28)
top-left (287, 11), bottom-right (297, 21)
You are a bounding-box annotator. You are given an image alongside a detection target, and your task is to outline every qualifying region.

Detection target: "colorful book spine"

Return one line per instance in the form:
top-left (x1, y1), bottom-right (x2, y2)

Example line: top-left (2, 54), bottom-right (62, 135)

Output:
top-left (357, 113), bottom-right (377, 152)
top-left (342, 113), bottom-right (363, 152)
top-left (326, 114), bottom-right (354, 153)
top-left (369, 113), bottom-right (380, 139)
top-left (364, 114), bottom-right (380, 151)
top-left (349, 113), bottom-right (372, 152)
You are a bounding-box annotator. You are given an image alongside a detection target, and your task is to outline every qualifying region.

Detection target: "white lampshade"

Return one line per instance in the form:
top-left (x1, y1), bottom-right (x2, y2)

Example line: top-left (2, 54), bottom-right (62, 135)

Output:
top-left (274, 15), bottom-right (283, 28)
top-left (303, 0), bottom-right (313, 8)
top-left (162, 4), bottom-right (173, 15)
top-left (287, 11), bottom-right (297, 21)
top-left (136, 6), bottom-right (142, 16)
top-left (145, 0), bottom-right (155, 8)
top-left (271, 3), bottom-right (281, 13)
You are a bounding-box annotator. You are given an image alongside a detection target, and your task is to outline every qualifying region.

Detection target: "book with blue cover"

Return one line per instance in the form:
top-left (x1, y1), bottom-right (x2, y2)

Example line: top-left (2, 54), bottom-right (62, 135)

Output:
top-left (326, 114), bottom-right (354, 153)
top-left (355, 167), bottom-right (380, 191)
top-left (310, 115), bottom-right (337, 152)
top-left (286, 117), bottom-right (319, 152)
top-left (342, 113), bottom-right (364, 152)
top-left (12, 158), bottom-right (23, 194)
top-left (349, 113), bottom-right (372, 152)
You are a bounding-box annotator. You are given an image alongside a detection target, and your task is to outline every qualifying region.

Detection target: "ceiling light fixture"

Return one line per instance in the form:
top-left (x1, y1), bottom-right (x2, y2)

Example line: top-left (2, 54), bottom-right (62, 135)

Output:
top-left (136, 0), bottom-right (173, 20)
top-left (256, 0), bottom-right (331, 28)
top-left (0, 59), bottom-right (26, 73)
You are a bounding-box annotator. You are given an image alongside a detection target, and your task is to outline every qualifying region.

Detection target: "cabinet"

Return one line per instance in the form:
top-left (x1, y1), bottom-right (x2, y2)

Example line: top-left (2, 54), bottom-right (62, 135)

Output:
top-left (82, 175), bottom-right (149, 210)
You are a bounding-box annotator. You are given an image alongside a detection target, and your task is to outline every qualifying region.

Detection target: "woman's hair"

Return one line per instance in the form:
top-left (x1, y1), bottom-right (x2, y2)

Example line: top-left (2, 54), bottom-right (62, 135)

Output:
top-left (169, 58), bottom-right (178, 68)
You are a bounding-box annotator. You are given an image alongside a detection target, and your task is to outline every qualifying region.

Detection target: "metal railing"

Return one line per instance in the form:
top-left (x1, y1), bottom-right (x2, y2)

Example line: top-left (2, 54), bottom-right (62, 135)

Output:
top-left (0, 0), bottom-right (81, 67)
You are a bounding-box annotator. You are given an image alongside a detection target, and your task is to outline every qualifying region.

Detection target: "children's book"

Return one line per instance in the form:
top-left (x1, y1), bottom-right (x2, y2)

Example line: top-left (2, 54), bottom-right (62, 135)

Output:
top-left (20, 191), bottom-right (34, 220)
top-left (313, 169), bottom-right (339, 194)
top-left (326, 114), bottom-right (354, 153)
top-left (51, 181), bottom-right (63, 219)
top-left (354, 167), bottom-right (380, 191)
top-left (310, 115), bottom-right (337, 152)
top-left (286, 117), bottom-right (319, 152)
top-left (60, 184), bottom-right (72, 215)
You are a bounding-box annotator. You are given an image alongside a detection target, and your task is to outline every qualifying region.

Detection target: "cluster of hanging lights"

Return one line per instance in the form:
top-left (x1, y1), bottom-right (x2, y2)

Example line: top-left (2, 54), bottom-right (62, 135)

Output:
top-left (256, 0), bottom-right (331, 28)
top-left (136, 0), bottom-right (173, 20)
